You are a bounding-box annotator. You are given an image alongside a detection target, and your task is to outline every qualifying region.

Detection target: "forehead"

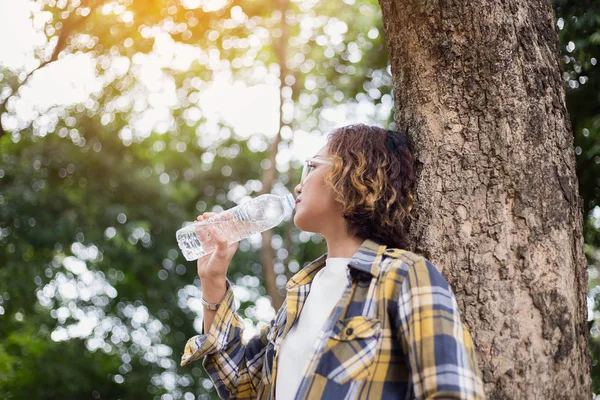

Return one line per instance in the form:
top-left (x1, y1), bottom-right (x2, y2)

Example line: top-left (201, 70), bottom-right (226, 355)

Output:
top-left (313, 146), bottom-right (328, 158)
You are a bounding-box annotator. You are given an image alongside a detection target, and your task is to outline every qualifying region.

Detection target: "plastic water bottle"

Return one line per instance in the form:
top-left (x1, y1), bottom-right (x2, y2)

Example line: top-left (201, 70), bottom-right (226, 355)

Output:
top-left (176, 193), bottom-right (296, 261)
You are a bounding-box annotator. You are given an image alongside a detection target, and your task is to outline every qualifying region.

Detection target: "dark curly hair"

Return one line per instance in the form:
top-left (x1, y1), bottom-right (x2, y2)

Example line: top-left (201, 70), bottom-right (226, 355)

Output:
top-left (323, 123), bottom-right (416, 250)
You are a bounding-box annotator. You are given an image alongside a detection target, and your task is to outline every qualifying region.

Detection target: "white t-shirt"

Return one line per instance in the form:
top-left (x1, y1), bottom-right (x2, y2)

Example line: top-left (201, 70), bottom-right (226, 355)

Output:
top-left (275, 257), bottom-right (352, 400)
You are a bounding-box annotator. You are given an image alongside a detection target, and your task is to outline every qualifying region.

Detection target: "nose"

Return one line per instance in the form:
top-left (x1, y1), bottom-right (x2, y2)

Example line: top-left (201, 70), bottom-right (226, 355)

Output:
top-left (294, 182), bottom-right (302, 195)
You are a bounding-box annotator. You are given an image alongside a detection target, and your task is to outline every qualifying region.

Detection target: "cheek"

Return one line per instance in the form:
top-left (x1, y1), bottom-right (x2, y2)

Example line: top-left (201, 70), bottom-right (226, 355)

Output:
top-left (292, 192), bottom-right (337, 230)
top-left (293, 175), bottom-right (340, 225)
top-left (293, 203), bottom-right (320, 232)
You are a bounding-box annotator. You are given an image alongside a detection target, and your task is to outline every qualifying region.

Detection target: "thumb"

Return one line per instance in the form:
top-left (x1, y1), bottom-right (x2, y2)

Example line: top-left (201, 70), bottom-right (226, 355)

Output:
top-left (212, 227), bottom-right (230, 257)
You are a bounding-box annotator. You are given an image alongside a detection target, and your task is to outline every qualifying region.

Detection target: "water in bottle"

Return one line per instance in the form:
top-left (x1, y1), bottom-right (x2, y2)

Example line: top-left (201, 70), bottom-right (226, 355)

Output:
top-left (176, 193), bottom-right (296, 261)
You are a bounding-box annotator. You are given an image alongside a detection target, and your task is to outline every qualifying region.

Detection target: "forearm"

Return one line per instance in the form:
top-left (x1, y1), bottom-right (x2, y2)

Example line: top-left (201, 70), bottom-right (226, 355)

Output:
top-left (201, 277), bottom-right (227, 334)
top-left (181, 278), bottom-right (276, 399)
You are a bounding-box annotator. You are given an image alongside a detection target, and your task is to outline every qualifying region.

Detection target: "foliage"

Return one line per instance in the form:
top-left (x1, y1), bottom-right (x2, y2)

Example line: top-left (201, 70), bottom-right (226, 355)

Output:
top-left (0, 0), bottom-right (598, 398)
top-left (0, 0), bottom-right (388, 398)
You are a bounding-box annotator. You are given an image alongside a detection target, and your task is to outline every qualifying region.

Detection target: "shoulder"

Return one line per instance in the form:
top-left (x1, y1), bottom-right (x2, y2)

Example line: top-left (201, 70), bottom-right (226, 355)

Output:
top-left (381, 248), bottom-right (450, 290)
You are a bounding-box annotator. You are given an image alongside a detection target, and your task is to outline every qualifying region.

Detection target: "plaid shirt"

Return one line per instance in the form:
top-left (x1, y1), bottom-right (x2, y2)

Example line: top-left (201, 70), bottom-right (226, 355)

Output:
top-left (181, 239), bottom-right (485, 399)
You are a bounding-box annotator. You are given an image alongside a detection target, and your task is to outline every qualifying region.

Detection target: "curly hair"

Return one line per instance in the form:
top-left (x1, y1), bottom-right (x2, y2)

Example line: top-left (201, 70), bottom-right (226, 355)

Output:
top-left (323, 123), bottom-right (416, 250)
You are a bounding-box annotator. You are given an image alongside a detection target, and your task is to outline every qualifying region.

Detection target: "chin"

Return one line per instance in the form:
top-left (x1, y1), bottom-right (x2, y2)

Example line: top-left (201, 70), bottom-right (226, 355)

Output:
top-left (293, 209), bottom-right (320, 233)
top-left (293, 209), bottom-right (309, 231)
top-left (292, 211), bottom-right (304, 230)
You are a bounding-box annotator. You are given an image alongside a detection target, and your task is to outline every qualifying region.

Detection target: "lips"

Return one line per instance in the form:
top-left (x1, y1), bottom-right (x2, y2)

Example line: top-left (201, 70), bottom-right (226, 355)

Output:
top-left (295, 197), bottom-right (301, 205)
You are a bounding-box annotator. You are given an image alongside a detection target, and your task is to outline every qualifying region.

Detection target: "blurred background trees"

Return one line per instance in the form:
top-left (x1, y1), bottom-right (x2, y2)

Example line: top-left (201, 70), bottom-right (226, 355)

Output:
top-left (555, 0), bottom-right (600, 394)
top-left (0, 0), bottom-right (598, 398)
top-left (0, 0), bottom-right (390, 398)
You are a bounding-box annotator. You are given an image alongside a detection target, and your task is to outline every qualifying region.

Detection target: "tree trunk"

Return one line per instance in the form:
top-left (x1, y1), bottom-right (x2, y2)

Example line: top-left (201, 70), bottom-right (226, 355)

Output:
top-left (257, 0), bottom-right (292, 311)
top-left (377, 0), bottom-right (590, 398)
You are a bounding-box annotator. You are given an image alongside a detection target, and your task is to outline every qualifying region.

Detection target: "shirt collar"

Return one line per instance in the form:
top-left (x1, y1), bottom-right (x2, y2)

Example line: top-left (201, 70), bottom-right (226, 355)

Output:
top-left (286, 238), bottom-right (387, 289)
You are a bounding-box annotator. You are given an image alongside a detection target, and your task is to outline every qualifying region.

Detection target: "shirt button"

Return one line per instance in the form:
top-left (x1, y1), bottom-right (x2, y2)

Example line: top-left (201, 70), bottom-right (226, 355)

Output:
top-left (346, 328), bottom-right (354, 335)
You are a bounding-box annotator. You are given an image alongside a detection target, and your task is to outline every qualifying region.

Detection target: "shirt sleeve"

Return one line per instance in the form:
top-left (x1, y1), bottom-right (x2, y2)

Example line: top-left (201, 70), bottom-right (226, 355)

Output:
top-left (396, 257), bottom-right (485, 399)
top-left (180, 279), bottom-right (274, 399)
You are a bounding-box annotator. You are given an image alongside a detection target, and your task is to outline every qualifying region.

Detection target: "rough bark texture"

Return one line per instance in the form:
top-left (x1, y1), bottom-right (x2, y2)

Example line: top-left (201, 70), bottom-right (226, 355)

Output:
top-left (377, 0), bottom-right (590, 398)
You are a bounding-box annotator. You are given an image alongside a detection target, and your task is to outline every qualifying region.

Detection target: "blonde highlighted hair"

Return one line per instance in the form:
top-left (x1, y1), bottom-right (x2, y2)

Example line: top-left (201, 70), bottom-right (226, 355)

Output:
top-left (324, 123), bottom-right (416, 250)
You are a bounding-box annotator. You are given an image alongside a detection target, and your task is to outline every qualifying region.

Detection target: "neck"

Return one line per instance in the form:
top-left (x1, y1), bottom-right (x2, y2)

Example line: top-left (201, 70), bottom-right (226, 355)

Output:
top-left (323, 230), bottom-right (365, 259)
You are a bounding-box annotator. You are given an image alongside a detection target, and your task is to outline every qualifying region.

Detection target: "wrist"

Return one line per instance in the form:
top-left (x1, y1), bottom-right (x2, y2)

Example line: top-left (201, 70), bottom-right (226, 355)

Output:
top-left (200, 278), bottom-right (227, 304)
top-left (198, 271), bottom-right (227, 285)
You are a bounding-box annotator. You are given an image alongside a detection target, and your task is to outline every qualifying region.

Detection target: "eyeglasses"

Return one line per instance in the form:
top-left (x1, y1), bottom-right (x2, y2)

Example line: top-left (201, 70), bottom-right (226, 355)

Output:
top-left (300, 157), bottom-right (333, 185)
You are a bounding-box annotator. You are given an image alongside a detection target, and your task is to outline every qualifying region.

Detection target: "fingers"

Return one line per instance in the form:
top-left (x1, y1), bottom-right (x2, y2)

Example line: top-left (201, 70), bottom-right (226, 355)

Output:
top-left (196, 211), bottom-right (234, 225)
top-left (195, 212), bottom-right (235, 255)
top-left (210, 227), bottom-right (233, 266)
top-left (197, 212), bottom-right (217, 221)
top-left (212, 226), bottom-right (228, 249)
top-left (196, 212), bottom-right (218, 241)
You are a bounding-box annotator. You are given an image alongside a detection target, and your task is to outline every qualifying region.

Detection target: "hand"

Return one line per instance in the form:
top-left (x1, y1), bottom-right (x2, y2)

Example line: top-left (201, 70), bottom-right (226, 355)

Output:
top-left (195, 212), bottom-right (239, 282)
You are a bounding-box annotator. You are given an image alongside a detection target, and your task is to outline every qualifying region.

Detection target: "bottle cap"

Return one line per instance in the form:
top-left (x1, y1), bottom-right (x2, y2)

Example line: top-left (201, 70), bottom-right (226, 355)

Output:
top-left (283, 193), bottom-right (296, 212)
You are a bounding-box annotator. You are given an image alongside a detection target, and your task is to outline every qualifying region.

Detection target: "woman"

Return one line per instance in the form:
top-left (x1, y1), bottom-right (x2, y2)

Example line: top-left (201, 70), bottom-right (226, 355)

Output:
top-left (181, 124), bottom-right (485, 399)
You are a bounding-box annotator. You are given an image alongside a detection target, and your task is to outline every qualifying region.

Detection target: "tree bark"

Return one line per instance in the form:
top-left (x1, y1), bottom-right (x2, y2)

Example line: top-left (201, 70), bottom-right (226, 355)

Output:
top-left (377, 0), bottom-right (590, 398)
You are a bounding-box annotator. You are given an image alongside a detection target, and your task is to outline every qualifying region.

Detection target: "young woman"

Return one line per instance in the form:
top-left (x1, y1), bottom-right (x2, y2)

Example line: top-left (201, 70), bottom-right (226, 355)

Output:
top-left (181, 124), bottom-right (485, 400)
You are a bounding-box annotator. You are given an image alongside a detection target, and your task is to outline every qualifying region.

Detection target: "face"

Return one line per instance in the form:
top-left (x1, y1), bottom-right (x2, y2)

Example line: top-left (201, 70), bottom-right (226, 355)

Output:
top-left (293, 146), bottom-right (344, 235)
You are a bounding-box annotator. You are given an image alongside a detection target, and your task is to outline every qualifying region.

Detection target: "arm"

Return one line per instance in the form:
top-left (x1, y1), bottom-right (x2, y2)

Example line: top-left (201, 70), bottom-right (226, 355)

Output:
top-left (181, 279), bottom-right (276, 399)
top-left (180, 212), bottom-right (274, 399)
top-left (396, 257), bottom-right (485, 399)
top-left (201, 277), bottom-right (227, 335)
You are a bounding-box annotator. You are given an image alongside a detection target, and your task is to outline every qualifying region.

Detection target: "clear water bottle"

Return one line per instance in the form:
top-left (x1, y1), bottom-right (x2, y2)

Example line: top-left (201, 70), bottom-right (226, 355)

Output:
top-left (176, 193), bottom-right (296, 261)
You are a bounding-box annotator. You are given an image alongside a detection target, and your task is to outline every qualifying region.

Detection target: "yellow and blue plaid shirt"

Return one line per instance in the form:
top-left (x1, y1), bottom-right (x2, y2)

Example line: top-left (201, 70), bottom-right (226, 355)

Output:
top-left (181, 238), bottom-right (485, 399)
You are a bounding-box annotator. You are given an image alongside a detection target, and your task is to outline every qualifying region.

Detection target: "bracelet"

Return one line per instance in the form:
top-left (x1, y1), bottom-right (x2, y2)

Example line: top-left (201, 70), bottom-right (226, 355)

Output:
top-left (200, 296), bottom-right (221, 311)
